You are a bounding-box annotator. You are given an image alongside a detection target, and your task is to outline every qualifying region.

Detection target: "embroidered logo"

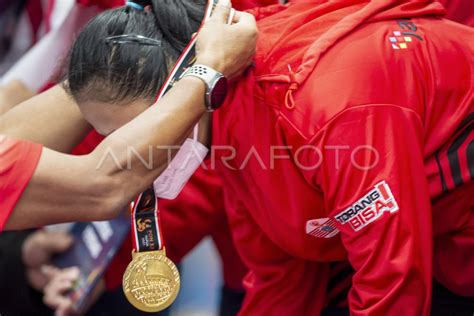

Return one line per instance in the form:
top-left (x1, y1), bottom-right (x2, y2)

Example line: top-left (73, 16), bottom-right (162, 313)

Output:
top-left (334, 181), bottom-right (399, 232)
top-left (389, 20), bottom-right (423, 50)
top-left (389, 31), bottom-right (414, 50)
top-left (305, 218), bottom-right (339, 238)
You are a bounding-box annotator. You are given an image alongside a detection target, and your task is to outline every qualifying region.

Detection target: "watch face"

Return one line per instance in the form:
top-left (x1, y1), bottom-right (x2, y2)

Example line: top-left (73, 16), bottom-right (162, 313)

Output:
top-left (210, 77), bottom-right (228, 109)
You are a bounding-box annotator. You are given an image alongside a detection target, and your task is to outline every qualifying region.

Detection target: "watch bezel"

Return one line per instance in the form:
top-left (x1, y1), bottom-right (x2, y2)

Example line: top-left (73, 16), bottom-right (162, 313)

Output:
top-left (205, 74), bottom-right (228, 112)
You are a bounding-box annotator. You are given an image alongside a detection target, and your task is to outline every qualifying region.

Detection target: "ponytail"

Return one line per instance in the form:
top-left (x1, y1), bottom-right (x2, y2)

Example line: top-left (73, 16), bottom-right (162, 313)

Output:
top-left (64, 0), bottom-right (206, 104)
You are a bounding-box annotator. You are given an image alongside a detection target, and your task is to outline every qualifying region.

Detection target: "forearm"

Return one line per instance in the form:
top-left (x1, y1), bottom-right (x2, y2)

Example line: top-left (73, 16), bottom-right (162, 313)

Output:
top-left (5, 4), bottom-right (257, 229)
top-left (6, 77), bottom-right (207, 230)
top-left (89, 76), bottom-right (207, 201)
top-left (0, 85), bottom-right (91, 152)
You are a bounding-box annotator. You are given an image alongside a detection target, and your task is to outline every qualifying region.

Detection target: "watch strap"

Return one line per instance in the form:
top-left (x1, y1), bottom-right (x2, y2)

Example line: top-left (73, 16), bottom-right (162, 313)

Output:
top-left (182, 64), bottom-right (224, 111)
top-left (184, 64), bottom-right (220, 86)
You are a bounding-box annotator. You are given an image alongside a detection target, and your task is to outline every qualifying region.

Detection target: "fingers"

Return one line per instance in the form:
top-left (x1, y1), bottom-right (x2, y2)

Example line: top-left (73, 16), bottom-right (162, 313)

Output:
top-left (44, 281), bottom-right (73, 308)
top-left (228, 8), bottom-right (236, 25)
top-left (194, 0), bottom-right (257, 78)
top-left (42, 265), bottom-right (60, 279)
top-left (23, 231), bottom-right (73, 267)
top-left (40, 232), bottom-right (74, 253)
top-left (43, 267), bottom-right (80, 311)
top-left (210, 0), bottom-right (232, 24)
top-left (26, 268), bottom-right (50, 291)
top-left (55, 303), bottom-right (76, 316)
top-left (54, 303), bottom-right (79, 316)
top-left (232, 10), bottom-right (257, 27)
top-left (63, 266), bottom-right (81, 281)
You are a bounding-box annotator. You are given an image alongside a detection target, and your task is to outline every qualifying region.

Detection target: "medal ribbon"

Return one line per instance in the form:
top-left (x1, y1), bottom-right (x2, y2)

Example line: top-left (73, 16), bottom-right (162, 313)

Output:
top-left (131, 0), bottom-right (220, 253)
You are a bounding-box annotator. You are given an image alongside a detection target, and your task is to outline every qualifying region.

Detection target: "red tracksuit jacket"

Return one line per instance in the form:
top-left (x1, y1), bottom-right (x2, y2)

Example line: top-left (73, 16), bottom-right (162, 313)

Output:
top-left (213, 1), bottom-right (473, 315)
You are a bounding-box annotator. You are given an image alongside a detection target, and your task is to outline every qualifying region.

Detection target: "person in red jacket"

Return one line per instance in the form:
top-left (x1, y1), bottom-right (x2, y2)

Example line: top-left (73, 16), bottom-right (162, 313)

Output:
top-left (211, 1), bottom-right (473, 315)
top-left (13, 0), bottom-right (471, 315)
top-left (57, 1), bottom-right (473, 315)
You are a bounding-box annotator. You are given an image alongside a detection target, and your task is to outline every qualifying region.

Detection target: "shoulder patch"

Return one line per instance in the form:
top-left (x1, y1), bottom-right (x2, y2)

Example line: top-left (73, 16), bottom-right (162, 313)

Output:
top-left (334, 181), bottom-right (399, 232)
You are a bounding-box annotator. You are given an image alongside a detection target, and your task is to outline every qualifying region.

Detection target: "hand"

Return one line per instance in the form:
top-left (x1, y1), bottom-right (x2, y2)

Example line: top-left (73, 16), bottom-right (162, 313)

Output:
top-left (44, 269), bottom-right (105, 316)
top-left (196, 0), bottom-right (258, 79)
top-left (43, 267), bottom-right (80, 316)
top-left (22, 230), bottom-right (73, 291)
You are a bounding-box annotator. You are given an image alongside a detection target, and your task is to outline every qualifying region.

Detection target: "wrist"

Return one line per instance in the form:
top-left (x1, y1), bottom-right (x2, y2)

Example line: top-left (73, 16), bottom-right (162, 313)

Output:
top-left (178, 76), bottom-right (208, 111)
top-left (179, 75), bottom-right (207, 90)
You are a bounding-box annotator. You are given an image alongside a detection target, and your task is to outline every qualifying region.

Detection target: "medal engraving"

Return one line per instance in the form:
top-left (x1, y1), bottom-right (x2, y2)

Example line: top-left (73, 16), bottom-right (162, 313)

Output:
top-left (123, 251), bottom-right (180, 312)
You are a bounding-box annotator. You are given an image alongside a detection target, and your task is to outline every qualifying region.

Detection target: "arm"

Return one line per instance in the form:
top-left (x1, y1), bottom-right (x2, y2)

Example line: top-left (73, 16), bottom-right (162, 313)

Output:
top-left (0, 80), bottom-right (36, 115)
top-left (0, 84), bottom-right (92, 152)
top-left (310, 105), bottom-right (432, 315)
top-left (5, 7), bottom-right (257, 230)
top-left (9, 76), bottom-right (206, 228)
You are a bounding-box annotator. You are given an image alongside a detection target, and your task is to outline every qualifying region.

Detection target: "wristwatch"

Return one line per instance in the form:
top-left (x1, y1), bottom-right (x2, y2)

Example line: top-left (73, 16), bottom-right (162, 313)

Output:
top-left (181, 64), bottom-right (228, 112)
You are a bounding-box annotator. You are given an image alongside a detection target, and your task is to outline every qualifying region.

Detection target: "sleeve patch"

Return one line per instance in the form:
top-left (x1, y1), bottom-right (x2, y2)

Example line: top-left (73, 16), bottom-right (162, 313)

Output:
top-left (334, 181), bottom-right (399, 232)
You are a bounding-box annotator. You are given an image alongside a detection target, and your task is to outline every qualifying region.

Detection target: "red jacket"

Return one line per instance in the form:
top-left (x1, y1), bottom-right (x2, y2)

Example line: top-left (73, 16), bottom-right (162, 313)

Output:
top-left (213, 1), bottom-right (473, 315)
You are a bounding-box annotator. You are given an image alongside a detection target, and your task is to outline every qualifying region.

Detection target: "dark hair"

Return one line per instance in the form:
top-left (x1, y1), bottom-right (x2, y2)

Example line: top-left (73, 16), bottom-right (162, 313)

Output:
top-left (64, 0), bottom-right (206, 104)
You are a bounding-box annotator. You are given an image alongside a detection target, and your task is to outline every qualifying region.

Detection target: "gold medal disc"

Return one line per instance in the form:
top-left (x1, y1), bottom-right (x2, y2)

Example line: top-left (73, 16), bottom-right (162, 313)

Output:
top-left (123, 251), bottom-right (180, 312)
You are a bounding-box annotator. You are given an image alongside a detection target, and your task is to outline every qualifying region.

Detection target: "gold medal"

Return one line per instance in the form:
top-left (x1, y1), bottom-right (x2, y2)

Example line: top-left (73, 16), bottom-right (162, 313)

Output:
top-left (122, 1), bottom-right (219, 312)
top-left (123, 250), bottom-right (180, 313)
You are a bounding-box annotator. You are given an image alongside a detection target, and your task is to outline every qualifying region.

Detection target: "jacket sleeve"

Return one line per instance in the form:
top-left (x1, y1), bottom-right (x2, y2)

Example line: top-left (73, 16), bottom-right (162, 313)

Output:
top-left (308, 104), bottom-right (432, 315)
